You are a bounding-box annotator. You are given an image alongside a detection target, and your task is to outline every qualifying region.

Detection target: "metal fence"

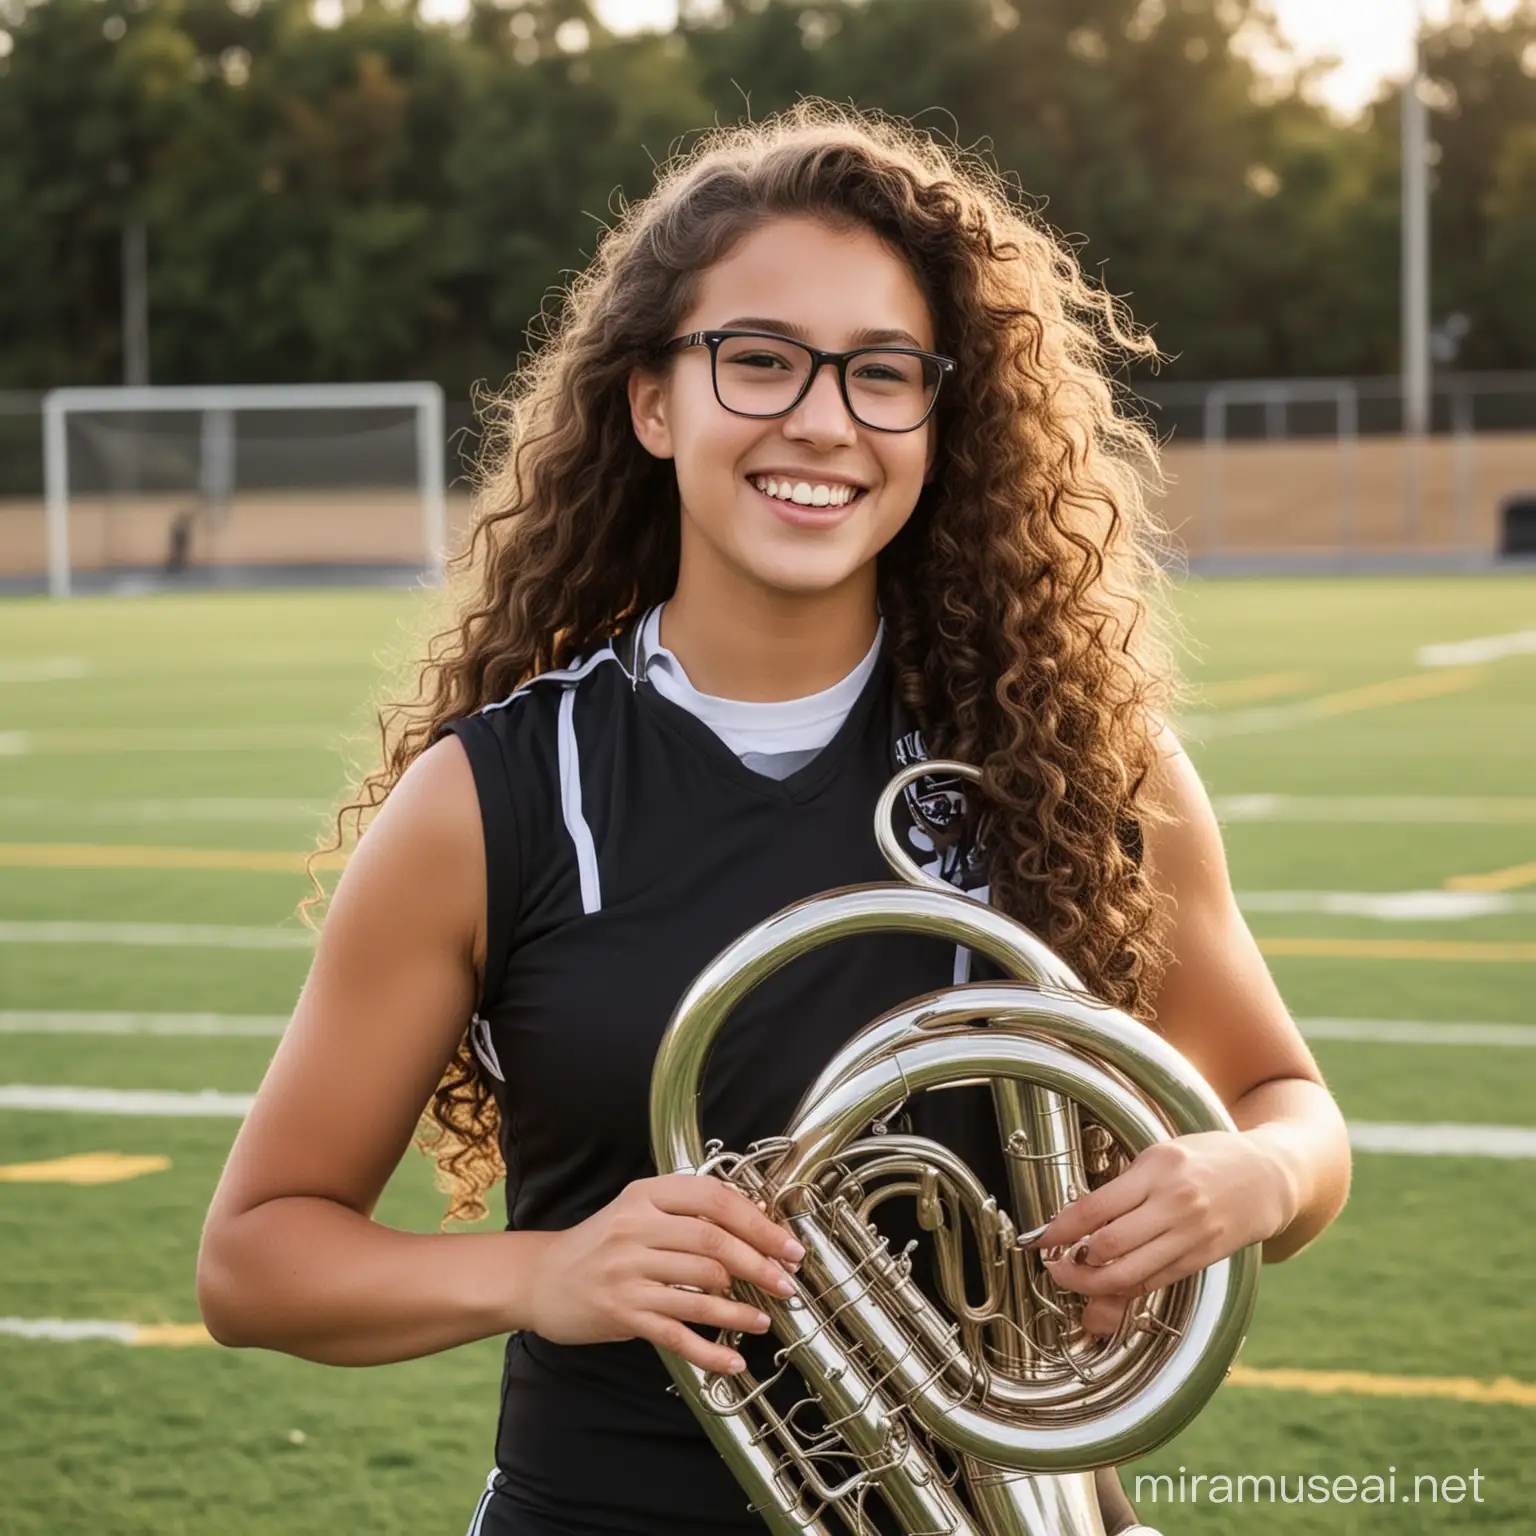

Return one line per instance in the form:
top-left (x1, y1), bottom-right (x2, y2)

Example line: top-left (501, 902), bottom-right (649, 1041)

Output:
top-left (1134, 371), bottom-right (1536, 443)
top-left (2, 378), bottom-right (1533, 583)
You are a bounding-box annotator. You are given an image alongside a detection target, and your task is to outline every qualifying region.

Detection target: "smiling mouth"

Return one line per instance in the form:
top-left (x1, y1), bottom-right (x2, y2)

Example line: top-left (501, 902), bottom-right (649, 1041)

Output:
top-left (747, 474), bottom-right (869, 510)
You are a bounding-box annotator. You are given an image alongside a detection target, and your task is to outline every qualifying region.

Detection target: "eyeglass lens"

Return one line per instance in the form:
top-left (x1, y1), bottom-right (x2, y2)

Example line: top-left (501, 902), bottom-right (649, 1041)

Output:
top-left (713, 335), bottom-right (941, 430)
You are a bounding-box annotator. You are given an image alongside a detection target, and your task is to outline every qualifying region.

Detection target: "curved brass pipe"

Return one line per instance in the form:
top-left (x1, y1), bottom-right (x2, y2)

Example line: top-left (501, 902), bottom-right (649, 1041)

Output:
top-left (647, 762), bottom-right (1258, 1535)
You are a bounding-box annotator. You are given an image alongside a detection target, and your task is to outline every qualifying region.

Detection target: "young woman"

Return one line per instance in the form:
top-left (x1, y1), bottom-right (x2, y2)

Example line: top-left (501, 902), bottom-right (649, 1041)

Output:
top-left (197, 105), bottom-right (1352, 1535)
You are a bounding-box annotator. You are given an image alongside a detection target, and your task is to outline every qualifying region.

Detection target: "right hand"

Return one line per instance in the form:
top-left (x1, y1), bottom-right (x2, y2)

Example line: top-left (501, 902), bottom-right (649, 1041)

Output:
top-left (520, 1174), bottom-right (805, 1376)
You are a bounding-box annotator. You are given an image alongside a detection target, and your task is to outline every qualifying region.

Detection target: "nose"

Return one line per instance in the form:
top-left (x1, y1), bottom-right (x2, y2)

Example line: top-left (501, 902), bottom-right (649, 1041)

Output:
top-left (783, 360), bottom-right (858, 445)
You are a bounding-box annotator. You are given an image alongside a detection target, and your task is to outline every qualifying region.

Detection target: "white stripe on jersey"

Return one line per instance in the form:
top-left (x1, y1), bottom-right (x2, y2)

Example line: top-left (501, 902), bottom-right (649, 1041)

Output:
top-left (557, 685), bottom-right (602, 914)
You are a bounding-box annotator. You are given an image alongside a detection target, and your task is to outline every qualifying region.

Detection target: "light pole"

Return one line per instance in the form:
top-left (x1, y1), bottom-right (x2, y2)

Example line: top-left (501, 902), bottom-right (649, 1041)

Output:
top-left (122, 221), bottom-right (149, 388)
top-left (1401, 0), bottom-right (1430, 536)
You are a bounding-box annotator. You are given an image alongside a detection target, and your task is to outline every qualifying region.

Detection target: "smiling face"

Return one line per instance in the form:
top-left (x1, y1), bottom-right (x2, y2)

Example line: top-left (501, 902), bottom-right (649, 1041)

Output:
top-left (628, 216), bottom-right (941, 605)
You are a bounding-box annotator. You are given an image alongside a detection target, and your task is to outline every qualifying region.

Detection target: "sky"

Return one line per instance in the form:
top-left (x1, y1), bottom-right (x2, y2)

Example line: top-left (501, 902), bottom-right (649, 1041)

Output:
top-left (584, 0), bottom-right (1525, 117)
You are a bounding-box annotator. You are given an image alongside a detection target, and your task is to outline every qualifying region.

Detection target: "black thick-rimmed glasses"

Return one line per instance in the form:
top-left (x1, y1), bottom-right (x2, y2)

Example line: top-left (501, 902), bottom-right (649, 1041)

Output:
top-left (663, 329), bottom-right (955, 433)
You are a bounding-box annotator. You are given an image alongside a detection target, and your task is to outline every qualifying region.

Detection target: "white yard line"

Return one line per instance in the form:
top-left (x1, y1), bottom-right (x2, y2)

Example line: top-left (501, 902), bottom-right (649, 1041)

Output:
top-left (1235, 889), bottom-right (1536, 920)
top-left (1348, 1122), bottom-right (1536, 1158)
top-left (0, 658), bottom-right (89, 684)
top-left (0, 921), bottom-right (313, 949)
top-left (0, 1317), bottom-right (210, 1346)
top-left (0, 726), bottom-right (336, 756)
top-left (0, 1085), bottom-right (254, 1116)
top-left (0, 1011), bottom-right (288, 1036)
top-left (1, 1011), bottom-right (1526, 1045)
top-left (2, 1085), bottom-right (1531, 1159)
top-left (0, 893), bottom-right (1520, 956)
top-left (1190, 630), bottom-right (1536, 739)
top-left (1213, 794), bottom-right (1536, 824)
top-left (0, 797), bottom-right (323, 824)
top-left (1300, 1017), bottom-right (1536, 1047)
top-left (0, 1317), bottom-right (141, 1343)
top-left (1417, 630), bottom-right (1536, 668)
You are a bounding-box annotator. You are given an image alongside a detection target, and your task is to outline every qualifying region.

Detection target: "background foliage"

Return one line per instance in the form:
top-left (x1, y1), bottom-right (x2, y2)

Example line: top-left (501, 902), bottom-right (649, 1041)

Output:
top-left (1, 0), bottom-right (1533, 394)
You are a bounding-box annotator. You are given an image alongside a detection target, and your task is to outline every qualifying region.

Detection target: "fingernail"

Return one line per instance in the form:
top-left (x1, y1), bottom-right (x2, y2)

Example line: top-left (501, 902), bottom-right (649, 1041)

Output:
top-left (753, 1312), bottom-right (771, 1331)
top-left (773, 1272), bottom-right (795, 1296)
top-left (783, 1239), bottom-right (806, 1262)
top-left (728, 1354), bottom-right (746, 1373)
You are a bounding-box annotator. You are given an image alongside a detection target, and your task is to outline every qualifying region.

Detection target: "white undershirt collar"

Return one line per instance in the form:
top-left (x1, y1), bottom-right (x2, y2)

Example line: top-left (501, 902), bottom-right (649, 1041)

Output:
top-left (637, 604), bottom-right (884, 759)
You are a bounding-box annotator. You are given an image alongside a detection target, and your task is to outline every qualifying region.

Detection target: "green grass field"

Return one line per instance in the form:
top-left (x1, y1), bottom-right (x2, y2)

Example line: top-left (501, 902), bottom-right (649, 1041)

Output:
top-left (2, 577), bottom-right (1534, 1534)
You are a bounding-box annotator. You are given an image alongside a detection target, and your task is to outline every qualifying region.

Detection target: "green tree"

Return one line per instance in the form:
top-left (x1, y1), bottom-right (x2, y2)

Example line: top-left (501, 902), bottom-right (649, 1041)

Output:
top-left (0, 0), bottom-right (1531, 392)
top-left (1417, 0), bottom-right (1536, 370)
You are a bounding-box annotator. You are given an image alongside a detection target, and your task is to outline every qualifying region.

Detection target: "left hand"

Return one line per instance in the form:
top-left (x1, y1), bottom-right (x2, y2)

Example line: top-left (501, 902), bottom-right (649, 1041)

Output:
top-left (1029, 1131), bottom-right (1295, 1339)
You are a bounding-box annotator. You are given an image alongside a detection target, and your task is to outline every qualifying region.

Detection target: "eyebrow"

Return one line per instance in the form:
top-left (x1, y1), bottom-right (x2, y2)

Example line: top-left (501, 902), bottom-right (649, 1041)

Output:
top-left (719, 316), bottom-right (929, 350)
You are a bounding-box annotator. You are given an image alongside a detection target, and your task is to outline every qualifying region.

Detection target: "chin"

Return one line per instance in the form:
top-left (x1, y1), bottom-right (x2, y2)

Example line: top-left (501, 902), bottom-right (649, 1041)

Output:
top-left (736, 545), bottom-right (870, 598)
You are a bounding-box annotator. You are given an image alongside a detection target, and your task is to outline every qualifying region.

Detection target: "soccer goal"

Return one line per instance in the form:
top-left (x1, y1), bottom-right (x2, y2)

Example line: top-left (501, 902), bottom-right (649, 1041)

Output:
top-left (1199, 378), bottom-right (1360, 560)
top-left (42, 382), bottom-right (447, 597)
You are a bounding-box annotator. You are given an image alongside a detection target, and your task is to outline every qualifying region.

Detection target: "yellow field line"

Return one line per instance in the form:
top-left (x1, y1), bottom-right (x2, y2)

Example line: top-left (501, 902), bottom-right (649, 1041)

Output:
top-left (1258, 936), bottom-right (1536, 962)
top-left (0, 844), bottom-right (345, 874)
top-left (1445, 860), bottom-right (1536, 894)
top-left (1311, 665), bottom-right (1482, 717)
top-left (1228, 1364), bottom-right (1536, 1408)
top-left (19, 1327), bottom-right (1536, 1399)
top-left (1197, 671), bottom-right (1320, 708)
top-left (129, 1324), bottom-right (215, 1347)
top-left (0, 1152), bottom-right (170, 1185)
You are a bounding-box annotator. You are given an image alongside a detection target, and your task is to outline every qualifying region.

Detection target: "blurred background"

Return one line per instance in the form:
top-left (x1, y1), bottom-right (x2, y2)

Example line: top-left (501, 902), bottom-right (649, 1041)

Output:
top-left (1, 1), bottom-right (1534, 1532)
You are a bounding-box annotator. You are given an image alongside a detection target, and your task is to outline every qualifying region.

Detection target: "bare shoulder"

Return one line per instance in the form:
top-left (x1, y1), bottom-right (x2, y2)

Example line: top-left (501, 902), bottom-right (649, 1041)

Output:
top-left (1136, 721), bottom-right (1231, 904)
top-left (1132, 721), bottom-right (1323, 1102)
top-left (322, 729), bottom-right (488, 1011)
top-left (354, 730), bottom-right (482, 870)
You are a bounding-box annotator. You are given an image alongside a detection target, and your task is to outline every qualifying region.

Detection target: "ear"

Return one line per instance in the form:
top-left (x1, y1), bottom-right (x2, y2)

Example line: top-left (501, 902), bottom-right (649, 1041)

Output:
top-left (627, 367), bottom-right (675, 461)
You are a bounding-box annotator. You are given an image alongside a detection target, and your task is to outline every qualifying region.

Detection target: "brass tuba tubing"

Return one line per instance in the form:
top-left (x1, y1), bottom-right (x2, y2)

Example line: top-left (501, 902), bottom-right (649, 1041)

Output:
top-left (646, 762), bottom-right (1257, 1535)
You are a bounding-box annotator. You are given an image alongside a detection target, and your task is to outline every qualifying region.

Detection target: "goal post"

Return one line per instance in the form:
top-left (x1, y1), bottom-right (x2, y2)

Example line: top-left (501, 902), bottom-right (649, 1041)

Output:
top-left (42, 381), bottom-right (447, 598)
top-left (1200, 379), bottom-right (1360, 559)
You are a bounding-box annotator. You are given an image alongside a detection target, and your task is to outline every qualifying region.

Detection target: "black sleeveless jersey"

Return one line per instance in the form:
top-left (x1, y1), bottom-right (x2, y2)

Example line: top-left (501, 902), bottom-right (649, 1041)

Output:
top-left (442, 620), bottom-right (1140, 1535)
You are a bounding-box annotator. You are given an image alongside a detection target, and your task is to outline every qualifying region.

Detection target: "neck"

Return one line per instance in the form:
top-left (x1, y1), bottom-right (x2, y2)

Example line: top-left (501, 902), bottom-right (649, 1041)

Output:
top-left (660, 562), bottom-right (879, 703)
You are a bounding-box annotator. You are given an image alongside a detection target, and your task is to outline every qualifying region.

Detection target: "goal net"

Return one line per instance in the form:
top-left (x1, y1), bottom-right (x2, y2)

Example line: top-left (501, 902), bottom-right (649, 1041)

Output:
top-left (42, 383), bottom-right (447, 596)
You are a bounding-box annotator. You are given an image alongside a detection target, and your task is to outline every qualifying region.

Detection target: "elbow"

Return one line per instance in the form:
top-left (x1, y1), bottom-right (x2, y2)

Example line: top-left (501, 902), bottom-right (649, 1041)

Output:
top-left (195, 1223), bottom-right (260, 1348)
top-left (1262, 1107), bottom-right (1353, 1264)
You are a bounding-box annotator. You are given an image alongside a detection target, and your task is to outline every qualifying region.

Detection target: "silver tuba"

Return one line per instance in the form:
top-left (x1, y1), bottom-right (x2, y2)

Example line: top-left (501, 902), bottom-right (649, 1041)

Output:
top-left (648, 761), bottom-right (1258, 1535)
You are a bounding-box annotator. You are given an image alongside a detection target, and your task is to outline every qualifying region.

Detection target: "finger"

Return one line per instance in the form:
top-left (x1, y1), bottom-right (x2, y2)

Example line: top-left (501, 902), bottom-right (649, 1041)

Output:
top-left (638, 1312), bottom-right (749, 1377)
top-left (650, 1213), bottom-right (798, 1299)
top-left (1045, 1228), bottom-right (1191, 1298)
top-left (651, 1176), bottom-right (805, 1264)
top-left (1029, 1171), bottom-right (1152, 1251)
top-left (1061, 1200), bottom-right (1175, 1270)
top-left (647, 1284), bottom-right (774, 1337)
top-left (1081, 1294), bottom-right (1131, 1339)
top-left (644, 1250), bottom-right (736, 1296)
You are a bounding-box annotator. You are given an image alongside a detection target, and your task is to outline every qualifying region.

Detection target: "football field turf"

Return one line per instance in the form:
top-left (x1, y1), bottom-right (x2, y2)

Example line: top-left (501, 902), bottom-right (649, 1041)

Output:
top-left (1, 577), bottom-right (1533, 1533)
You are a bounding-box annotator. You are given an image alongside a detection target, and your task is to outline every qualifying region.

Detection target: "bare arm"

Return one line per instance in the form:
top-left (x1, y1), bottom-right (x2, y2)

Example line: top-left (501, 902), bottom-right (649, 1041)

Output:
top-left (196, 735), bottom-right (804, 1371)
top-left (1033, 728), bottom-right (1352, 1331)
top-left (1135, 730), bottom-right (1352, 1262)
top-left (196, 736), bottom-right (526, 1364)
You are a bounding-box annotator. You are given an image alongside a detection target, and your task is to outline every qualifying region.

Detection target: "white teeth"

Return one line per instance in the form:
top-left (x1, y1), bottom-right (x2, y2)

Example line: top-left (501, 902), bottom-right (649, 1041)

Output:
top-left (751, 476), bottom-right (859, 507)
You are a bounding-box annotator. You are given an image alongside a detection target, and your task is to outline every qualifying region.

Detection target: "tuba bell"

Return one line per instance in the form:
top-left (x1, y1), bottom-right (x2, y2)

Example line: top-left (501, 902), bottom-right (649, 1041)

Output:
top-left (648, 761), bottom-right (1259, 1535)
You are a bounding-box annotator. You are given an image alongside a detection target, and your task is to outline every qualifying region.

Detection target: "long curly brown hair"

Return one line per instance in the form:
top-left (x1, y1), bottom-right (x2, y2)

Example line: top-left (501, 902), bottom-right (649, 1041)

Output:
top-left (318, 100), bottom-right (1190, 1225)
